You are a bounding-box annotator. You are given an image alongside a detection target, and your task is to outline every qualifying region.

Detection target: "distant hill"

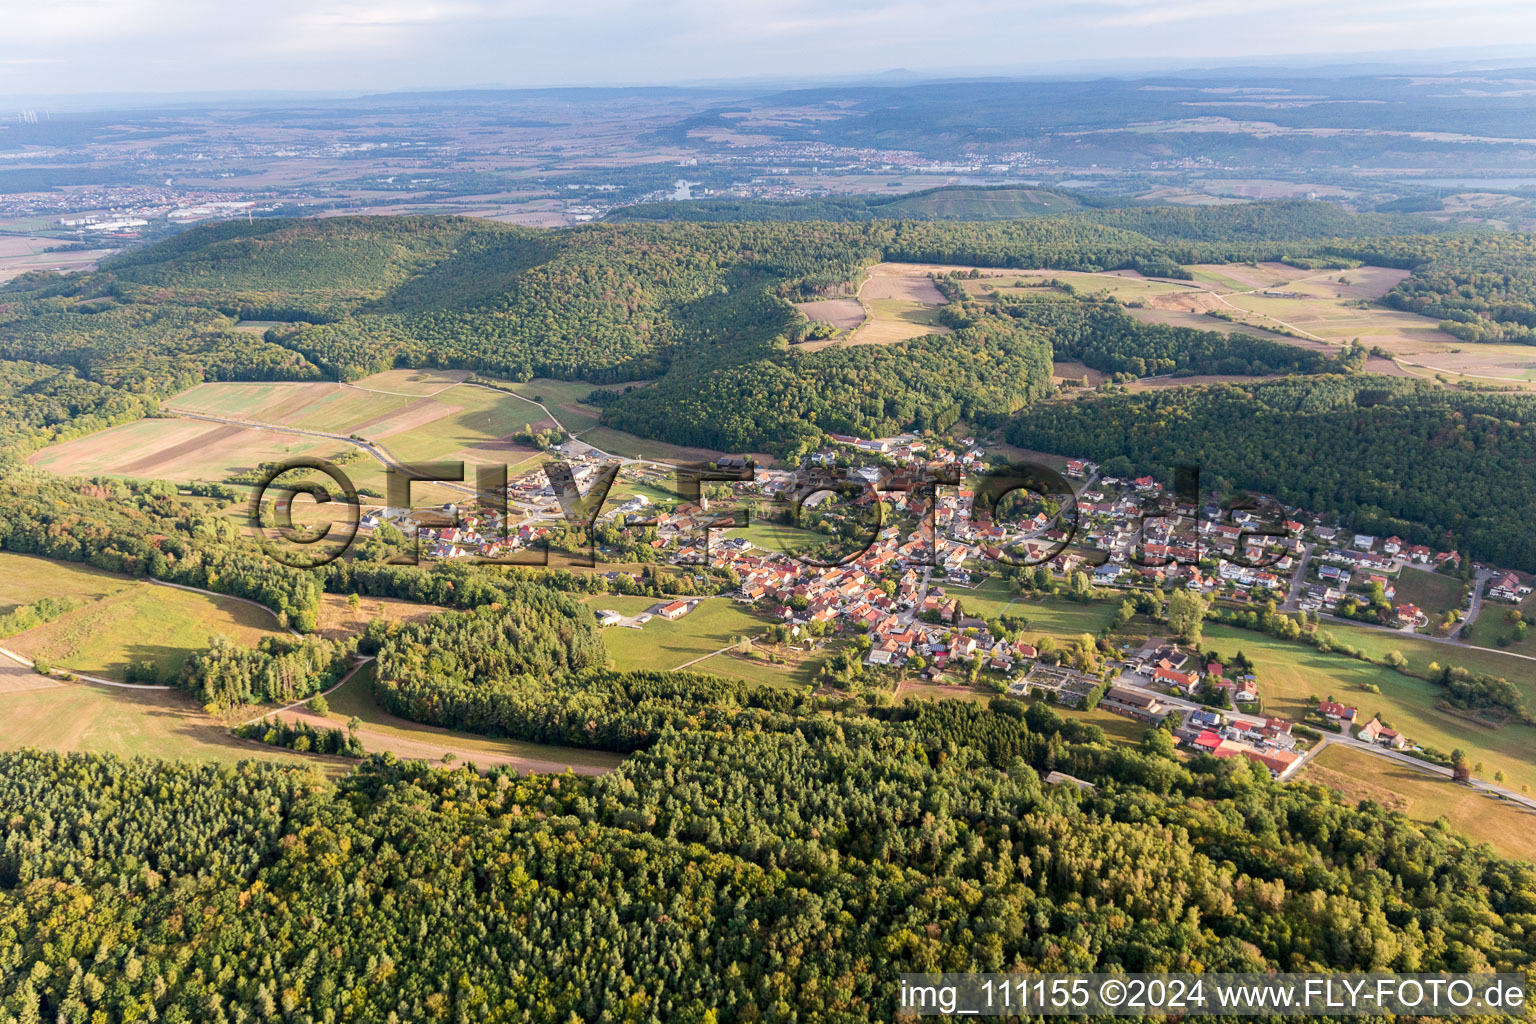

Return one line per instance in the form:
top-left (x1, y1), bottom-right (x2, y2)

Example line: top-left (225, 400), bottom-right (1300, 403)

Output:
top-left (608, 184), bottom-right (1099, 223)
top-left (869, 185), bottom-right (1087, 219)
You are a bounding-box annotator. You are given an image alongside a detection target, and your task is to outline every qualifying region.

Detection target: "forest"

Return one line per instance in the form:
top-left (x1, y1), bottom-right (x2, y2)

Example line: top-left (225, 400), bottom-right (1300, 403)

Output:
top-left (2, 691), bottom-right (1534, 1023)
top-left (7, 205), bottom-right (1536, 470)
top-left (1005, 374), bottom-right (1536, 571)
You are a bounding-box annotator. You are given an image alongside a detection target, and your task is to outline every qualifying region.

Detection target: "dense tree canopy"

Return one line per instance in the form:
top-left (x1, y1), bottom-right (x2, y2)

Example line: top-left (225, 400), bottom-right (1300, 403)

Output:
top-left (1006, 374), bottom-right (1536, 570)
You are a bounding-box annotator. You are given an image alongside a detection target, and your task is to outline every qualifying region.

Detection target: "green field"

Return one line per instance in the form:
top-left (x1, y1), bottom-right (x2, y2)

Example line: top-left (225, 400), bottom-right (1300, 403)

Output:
top-left (1204, 624), bottom-right (1536, 793)
top-left (1466, 589), bottom-right (1536, 652)
top-left (6, 582), bottom-right (284, 681)
top-left (1005, 594), bottom-right (1120, 644)
top-left (1304, 743), bottom-right (1536, 862)
top-left (0, 683), bottom-right (314, 765)
top-left (499, 377), bottom-right (623, 434)
top-left (948, 577), bottom-right (1022, 620)
top-left (0, 552), bottom-right (134, 617)
top-left (598, 596), bottom-right (778, 671)
top-left (31, 372), bottom-right (557, 502)
top-left (967, 273), bottom-right (1192, 305)
top-left (684, 646), bottom-right (827, 690)
top-left (1318, 617), bottom-right (1533, 690)
top-left (1390, 567), bottom-right (1468, 624)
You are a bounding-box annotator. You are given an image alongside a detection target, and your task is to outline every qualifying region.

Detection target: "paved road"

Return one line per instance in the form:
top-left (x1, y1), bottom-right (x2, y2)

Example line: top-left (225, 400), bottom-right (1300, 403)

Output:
top-left (1113, 672), bottom-right (1536, 809)
top-left (1314, 732), bottom-right (1536, 812)
top-left (1451, 567), bottom-right (1493, 639)
top-left (1282, 543), bottom-right (1314, 612)
top-left (0, 644), bottom-right (173, 690)
top-left (162, 407), bottom-right (486, 498)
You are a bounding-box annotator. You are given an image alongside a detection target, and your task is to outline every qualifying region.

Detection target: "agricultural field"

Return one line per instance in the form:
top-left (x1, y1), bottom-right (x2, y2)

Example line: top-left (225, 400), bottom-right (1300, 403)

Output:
top-left (1302, 743), bottom-right (1536, 862)
top-left (1204, 265), bottom-right (1536, 387)
top-left (1203, 623), bottom-right (1536, 794)
top-left (4, 581), bottom-right (284, 682)
top-left (798, 262), bottom-right (952, 349)
top-left (792, 297), bottom-right (865, 331)
top-left (0, 235), bottom-right (113, 284)
top-left (1319, 616), bottom-right (1530, 683)
top-left (312, 592), bottom-right (448, 640)
top-left (0, 552), bottom-right (133, 616)
top-left (27, 417), bottom-right (358, 488)
top-left (495, 377), bottom-right (627, 434)
top-left (951, 258), bottom-right (1536, 387)
top-left (962, 270), bottom-right (1194, 305)
top-left (0, 681), bottom-right (315, 765)
top-left (597, 595), bottom-right (779, 672)
top-left (28, 369), bottom-right (561, 501)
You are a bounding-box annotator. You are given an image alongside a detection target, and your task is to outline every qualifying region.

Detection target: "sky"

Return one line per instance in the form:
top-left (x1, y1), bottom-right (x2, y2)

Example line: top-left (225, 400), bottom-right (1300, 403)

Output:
top-left (3, 0), bottom-right (1536, 98)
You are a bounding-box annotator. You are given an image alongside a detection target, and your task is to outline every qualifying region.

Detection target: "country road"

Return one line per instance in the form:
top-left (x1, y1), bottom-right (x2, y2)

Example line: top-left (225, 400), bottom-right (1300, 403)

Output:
top-left (1109, 674), bottom-right (1536, 808)
top-left (160, 406), bottom-right (485, 497)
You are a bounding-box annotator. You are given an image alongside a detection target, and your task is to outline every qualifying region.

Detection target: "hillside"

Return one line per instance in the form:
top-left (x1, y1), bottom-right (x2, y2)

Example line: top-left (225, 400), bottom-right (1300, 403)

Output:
top-left (9, 206), bottom-right (1536, 561)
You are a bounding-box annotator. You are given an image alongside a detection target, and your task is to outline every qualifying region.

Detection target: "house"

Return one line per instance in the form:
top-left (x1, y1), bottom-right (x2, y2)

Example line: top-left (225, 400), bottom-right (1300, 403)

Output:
top-left (1216, 742), bottom-right (1303, 780)
top-left (1395, 603), bottom-right (1423, 627)
top-left (1044, 770), bottom-right (1096, 793)
top-left (659, 600), bottom-right (692, 620)
top-left (1317, 700), bottom-right (1357, 724)
top-left (1191, 729), bottom-right (1223, 753)
top-left (594, 609), bottom-right (623, 627)
top-left (1358, 717), bottom-right (1409, 750)
top-left (1489, 572), bottom-right (1532, 603)
top-left (1100, 686), bottom-right (1166, 723)
top-left (1154, 665), bottom-right (1201, 696)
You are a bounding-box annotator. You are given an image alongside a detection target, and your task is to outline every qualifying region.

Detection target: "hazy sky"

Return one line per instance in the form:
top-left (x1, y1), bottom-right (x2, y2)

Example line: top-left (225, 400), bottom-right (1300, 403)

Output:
top-left (4, 0), bottom-right (1536, 97)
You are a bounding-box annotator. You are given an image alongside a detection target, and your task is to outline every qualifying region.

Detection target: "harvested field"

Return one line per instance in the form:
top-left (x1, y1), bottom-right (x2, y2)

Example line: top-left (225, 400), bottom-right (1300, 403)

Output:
top-left (28, 418), bottom-right (338, 483)
top-left (32, 373), bottom-right (579, 493)
top-left (859, 265), bottom-right (948, 304)
top-left (1304, 744), bottom-right (1536, 862)
top-left (792, 298), bottom-right (865, 330)
top-left (798, 262), bottom-right (953, 349)
top-left (313, 592), bottom-right (449, 641)
top-left (0, 657), bottom-right (59, 694)
top-left (349, 368), bottom-right (473, 395)
top-left (0, 682), bottom-right (315, 765)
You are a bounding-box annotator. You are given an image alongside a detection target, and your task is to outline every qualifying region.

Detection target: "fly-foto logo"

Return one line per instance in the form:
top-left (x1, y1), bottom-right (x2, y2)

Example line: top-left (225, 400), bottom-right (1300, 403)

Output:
top-left (250, 455), bottom-right (1287, 572)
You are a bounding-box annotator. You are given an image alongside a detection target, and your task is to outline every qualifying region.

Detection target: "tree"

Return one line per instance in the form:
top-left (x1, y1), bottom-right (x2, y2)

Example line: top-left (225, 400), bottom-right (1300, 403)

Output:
top-left (1115, 600), bottom-right (1136, 628)
top-left (308, 694), bottom-right (329, 715)
top-left (1451, 748), bottom-right (1472, 784)
top-left (1167, 590), bottom-right (1209, 644)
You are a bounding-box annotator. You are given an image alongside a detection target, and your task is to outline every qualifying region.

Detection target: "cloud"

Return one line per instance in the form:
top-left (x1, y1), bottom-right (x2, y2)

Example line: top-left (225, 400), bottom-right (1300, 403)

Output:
top-left (0, 0), bottom-right (1531, 95)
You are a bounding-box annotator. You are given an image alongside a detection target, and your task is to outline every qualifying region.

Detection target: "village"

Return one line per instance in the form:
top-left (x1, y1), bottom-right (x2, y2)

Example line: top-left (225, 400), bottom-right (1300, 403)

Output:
top-left (347, 426), bottom-right (1533, 781)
